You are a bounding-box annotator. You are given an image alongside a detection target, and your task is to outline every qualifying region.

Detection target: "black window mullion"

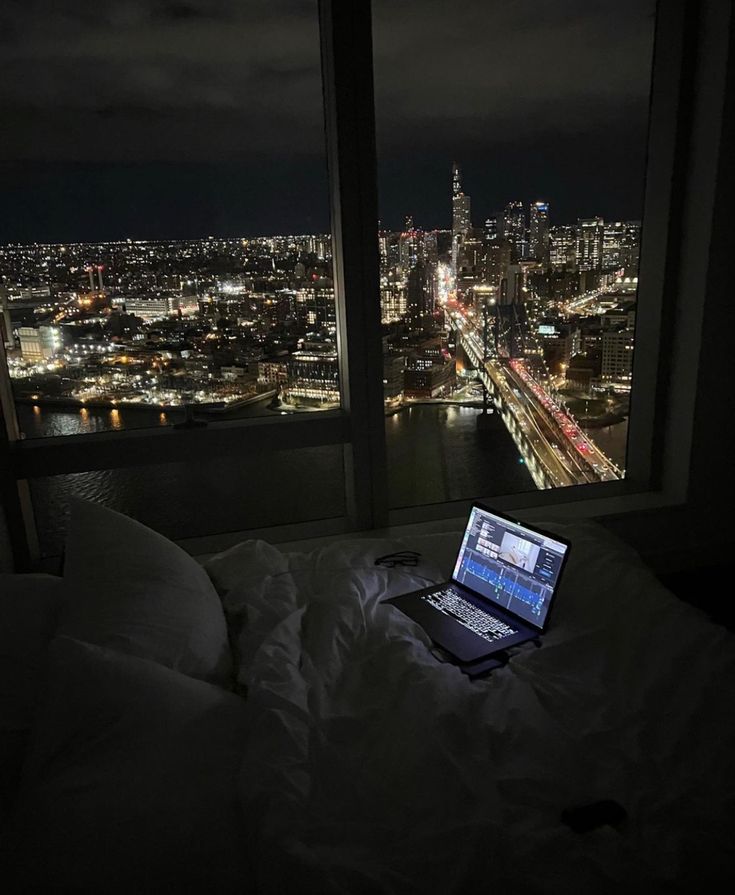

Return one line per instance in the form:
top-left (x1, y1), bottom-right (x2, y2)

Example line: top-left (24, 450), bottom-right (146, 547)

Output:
top-left (319, 0), bottom-right (388, 531)
top-left (0, 337), bottom-right (38, 568)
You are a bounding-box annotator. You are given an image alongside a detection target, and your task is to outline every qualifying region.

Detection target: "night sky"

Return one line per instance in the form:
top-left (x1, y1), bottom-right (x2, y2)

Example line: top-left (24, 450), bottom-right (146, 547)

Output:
top-left (0, 0), bottom-right (656, 244)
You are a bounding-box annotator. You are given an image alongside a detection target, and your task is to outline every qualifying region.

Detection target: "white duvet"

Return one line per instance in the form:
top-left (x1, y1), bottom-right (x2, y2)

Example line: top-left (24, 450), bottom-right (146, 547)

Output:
top-left (206, 523), bottom-right (735, 894)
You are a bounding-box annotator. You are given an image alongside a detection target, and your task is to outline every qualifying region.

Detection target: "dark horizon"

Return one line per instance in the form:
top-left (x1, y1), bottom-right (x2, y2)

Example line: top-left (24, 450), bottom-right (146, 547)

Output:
top-left (0, 0), bottom-right (655, 245)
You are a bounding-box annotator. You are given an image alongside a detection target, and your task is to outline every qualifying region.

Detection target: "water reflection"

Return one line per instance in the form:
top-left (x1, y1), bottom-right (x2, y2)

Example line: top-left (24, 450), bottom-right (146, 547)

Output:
top-left (581, 420), bottom-right (628, 470)
top-left (19, 402), bottom-right (628, 557)
top-left (30, 446), bottom-right (346, 557)
top-left (385, 404), bottom-right (534, 508)
top-left (17, 405), bottom-right (177, 439)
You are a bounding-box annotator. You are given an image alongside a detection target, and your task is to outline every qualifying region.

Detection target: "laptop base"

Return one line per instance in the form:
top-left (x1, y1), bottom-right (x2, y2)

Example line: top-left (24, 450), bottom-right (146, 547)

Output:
top-left (430, 644), bottom-right (508, 680)
top-left (385, 585), bottom-right (536, 663)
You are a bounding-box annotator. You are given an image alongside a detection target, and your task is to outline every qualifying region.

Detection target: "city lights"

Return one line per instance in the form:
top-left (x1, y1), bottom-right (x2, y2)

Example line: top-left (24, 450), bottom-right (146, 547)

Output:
top-left (1, 168), bottom-right (639, 487)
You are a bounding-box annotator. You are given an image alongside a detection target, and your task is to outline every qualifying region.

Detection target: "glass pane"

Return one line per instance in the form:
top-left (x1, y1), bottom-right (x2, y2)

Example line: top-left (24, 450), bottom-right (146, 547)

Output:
top-left (0, 1), bottom-right (339, 439)
top-left (374, 0), bottom-right (655, 508)
top-left (30, 445), bottom-right (345, 558)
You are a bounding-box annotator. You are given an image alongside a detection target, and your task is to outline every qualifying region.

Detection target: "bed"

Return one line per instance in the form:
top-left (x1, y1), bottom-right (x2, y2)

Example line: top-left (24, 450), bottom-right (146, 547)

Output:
top-left (2, 500), bottom-right (734, 892)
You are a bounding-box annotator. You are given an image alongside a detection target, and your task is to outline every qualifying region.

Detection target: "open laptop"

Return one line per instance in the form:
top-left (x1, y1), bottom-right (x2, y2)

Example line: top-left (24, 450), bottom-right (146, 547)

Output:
top-left (384, 502), bottom-right (571, 663)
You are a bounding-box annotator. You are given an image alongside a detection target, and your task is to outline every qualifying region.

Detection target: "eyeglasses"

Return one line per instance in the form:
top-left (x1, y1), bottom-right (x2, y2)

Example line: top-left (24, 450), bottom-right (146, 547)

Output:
top-left (374, 550), bottom-right (421, 568)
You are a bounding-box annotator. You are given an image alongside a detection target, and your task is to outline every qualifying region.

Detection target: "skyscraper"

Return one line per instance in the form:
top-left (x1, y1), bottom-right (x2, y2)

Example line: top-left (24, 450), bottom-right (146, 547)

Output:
top-left (423, 231), bottom-right (439, 266)
top-left (484, 217), bottom-right (498, 242)
top-left (550, 225), bottom-right (577, 269)
top-left (496, 264), bottom-right (531, 359)
top-left (407, 261), bottom-right (433, 330)
top-left (399, 226), bottom-right (422, 271)
top-left (451, 162), bottom-right (472, 271)
top-left (575, 217), bottom-right (605, 271)
top-left (621, 222), bottom-right (641, 275)
top-left (500, 201), bottom-right (526, 261)
top-left (452, 162), bottom-right (462, 201)
top-left (528, 201), bottom-right (550, 266)
top-left (482, 240), bottom-right (512, 289)
top-left (602, 221), bottom-right (626, 269)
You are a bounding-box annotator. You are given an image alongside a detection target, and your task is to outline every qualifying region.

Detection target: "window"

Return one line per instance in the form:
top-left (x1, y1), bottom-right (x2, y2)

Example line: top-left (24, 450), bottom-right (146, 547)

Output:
top-left (0, 0), bottom-right (728, 566)
top-left (0, 0), bottom-right (349, 558)
top-left (1, 0), bottom-right (339, 442)
top-left (372, 0), bottom-right (656, 509)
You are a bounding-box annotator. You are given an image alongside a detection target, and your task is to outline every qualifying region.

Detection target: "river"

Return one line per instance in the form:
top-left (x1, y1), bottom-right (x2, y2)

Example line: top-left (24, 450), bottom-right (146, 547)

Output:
top-left (15, 402), bottom-right (625, 556)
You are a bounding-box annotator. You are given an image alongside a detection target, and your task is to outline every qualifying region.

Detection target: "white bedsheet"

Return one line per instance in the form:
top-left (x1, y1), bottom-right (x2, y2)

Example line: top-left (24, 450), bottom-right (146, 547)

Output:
top-left (206, 523), bottom-right (735, 894)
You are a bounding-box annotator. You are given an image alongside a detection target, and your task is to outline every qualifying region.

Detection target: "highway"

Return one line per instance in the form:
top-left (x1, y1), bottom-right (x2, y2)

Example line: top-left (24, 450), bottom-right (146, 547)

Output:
top-left (447, 304), bottom-right (622, 488)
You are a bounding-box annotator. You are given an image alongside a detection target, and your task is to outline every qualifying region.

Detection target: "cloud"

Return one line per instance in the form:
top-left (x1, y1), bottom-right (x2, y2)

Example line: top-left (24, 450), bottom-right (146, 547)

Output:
top-left (1, 0), bottom-right (656, 163)
top-left (0, 0), bottom-right (657, 237)
top-left (0, 0), bottom-right (324, 160)
top-left (372, 0), bottom-right (656, 148)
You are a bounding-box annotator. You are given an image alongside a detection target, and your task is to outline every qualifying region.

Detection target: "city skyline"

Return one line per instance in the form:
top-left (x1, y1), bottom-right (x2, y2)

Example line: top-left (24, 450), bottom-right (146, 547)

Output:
top-left (0, 0), bottom-right (656, 243)
top-left (2, 179), bottom-right (640, 488)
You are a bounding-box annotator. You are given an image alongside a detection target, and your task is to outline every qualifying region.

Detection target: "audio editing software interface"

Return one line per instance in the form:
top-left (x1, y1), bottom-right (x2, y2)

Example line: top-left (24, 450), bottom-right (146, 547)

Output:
top-left (452, 508), bottom-right (568, 628)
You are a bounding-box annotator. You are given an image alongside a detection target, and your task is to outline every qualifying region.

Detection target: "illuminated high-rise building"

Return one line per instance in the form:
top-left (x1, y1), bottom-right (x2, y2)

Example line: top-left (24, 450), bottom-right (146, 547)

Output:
top-left (500, 201), bottom-right (526, 261)
top-left (529, 201), bottom-right (550, 266)
top-left (603, 221), bottom-right (626, 269)
top-left (496, 264), bottom-right (532, 359)
top-left (378, 231), bottom-right (390, 272)
top-left (601, 222), bottom-right (641, 275)
top-left (399, 226), bottom-right (422, 271)
top-left (575, 217), bottom-right (605, 271)
top-left (380, 231), bottom-right (401, 272)
top-left (423, 231), bottom-right (439, 266)
top-left (407, 261), bottom-right (433, 330)
top-left (602, 221), bottom-right (641, 273)
top-left (601, 327), bottom-right (635, 388)
top-left (499, 264), bottom-right (523, 306)
top-left (550, 225), bottom-right (577, 269)
top-left (380, 285), bottom-right (407, 323)
top-left (482, 240), bottom-right (512, 289)
top-left (457, 231), bottom-right (484, 278)
top-left (621, 222), bottom-right (641, 275)
top-left (452, 162), bottom-right (461, 199)
top-left (451, 162), bottom-right (472, 271)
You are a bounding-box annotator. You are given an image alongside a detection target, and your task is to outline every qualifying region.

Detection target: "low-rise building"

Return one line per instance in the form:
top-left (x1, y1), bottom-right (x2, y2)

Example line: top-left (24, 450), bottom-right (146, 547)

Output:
top-left (17, 325), bottom-right (64, 362)
top-left (404, 358), bottom-right (455, 398)
top-left (601, 328), bottom-right (635, 388)
top-left (285, 343), bottom-right (339, 404)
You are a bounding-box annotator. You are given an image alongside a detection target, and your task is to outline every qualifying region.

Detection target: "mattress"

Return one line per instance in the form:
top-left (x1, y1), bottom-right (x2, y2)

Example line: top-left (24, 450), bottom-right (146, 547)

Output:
top-left (204, 521), bottom-right (735, 893)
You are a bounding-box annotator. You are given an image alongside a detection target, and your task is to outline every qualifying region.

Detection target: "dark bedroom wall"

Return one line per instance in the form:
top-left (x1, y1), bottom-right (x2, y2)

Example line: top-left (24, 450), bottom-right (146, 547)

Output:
top-left (686, 6), bottom-right (735, 531)
top-left (0, 504), bottom-right (12, 571)
top-left (601, 10), bottom-right (734, 624)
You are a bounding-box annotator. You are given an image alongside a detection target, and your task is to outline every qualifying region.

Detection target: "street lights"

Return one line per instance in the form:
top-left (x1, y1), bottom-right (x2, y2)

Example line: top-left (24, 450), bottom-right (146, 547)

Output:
top-left (478, 294), bottom-right (496, 431)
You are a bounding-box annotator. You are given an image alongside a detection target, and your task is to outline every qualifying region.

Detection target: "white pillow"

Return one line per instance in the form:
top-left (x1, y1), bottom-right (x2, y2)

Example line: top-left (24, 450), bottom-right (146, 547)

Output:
top-left (60, 500), bottom-right (232, 685)
top-left (0, 574), bottom-right (63, 810)
top-left (5, 637), bottom-right (252, 892)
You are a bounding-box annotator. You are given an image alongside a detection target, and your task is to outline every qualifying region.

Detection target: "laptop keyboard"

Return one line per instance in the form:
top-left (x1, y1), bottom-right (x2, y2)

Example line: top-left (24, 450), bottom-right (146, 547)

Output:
top-left (424, 588), bottom-right (517, 642)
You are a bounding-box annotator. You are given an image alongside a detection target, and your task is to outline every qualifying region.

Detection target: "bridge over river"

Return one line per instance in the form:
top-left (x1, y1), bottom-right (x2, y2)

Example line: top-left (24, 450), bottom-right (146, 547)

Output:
top-left (448, 305), bottom-right (623, 489)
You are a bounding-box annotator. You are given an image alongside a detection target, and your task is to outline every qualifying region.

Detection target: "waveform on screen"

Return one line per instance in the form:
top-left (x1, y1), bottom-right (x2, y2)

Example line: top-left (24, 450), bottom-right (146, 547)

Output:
top-left (466, 557), bottom-right (545, 613)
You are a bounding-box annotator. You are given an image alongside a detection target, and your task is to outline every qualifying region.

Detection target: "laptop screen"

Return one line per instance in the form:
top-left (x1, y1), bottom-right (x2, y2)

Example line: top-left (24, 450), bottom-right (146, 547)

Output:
top-left (451, 505), bottom-right (569, 630)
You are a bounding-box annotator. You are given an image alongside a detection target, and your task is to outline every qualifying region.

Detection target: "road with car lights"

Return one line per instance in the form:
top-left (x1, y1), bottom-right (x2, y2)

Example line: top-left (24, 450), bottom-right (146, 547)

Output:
top-left (447, 303), bottom-right (623, 488)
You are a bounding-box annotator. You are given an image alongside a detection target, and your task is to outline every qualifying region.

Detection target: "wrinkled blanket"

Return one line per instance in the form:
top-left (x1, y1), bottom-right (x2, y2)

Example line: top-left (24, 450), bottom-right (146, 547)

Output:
top-left (206, 523), bottom-right (735, 894)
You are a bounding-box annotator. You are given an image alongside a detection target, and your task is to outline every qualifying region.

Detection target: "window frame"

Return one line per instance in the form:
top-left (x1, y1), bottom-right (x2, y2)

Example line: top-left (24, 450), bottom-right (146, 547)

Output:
top-left (380, 0), bottom-right (731, 527)
top-left (0, 0), bottom-right (730, 569)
